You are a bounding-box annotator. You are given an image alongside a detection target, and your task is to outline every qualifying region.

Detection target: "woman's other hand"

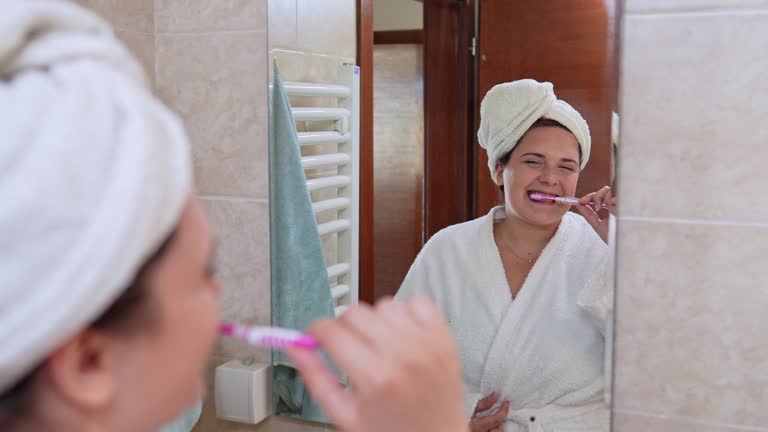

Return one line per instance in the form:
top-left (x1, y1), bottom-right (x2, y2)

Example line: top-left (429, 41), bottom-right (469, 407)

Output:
top-left (470, 392), bottom-right (509, 432)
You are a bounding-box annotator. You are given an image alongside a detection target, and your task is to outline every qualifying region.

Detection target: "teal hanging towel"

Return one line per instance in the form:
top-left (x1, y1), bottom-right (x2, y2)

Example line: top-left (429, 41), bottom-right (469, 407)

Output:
top-left (269, 65), bottom-right (335, 423)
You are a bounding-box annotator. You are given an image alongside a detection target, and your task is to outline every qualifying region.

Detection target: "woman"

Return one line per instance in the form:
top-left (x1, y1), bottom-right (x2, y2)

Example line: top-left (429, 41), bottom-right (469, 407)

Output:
top-left (396, 80), bottom-right (614, 431)
top-left (0, 2), bottom-right (466, 432)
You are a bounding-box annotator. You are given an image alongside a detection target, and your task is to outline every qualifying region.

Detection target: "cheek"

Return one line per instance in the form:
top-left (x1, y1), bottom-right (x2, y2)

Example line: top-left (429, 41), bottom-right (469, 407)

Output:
top-left (511, 176), bottom-right (541, 200)
top-left (157, 288), bottom-right (219, 373)
top-left (565, 174), bottom-right (579, 194)
top-left (189, 289), bottom-right (220, 350)
top-left (116, 291), bottom-right (217, 426)
top-left (503, 167), bottom-right (529, 189)
top-left (502, 173), bottom-right (520, 200)
top-left (164, 291), bottom-right (218, 397)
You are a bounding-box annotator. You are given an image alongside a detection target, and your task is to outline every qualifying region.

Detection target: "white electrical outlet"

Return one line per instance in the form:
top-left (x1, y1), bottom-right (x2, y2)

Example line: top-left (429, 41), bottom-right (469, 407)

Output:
top-left (215, 360), bottom-right (272, 424)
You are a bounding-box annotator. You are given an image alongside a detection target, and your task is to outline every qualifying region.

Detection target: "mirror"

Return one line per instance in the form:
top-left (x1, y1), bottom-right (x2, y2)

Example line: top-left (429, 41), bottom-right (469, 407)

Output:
top-left (268, 0), bottom-right (620, 427)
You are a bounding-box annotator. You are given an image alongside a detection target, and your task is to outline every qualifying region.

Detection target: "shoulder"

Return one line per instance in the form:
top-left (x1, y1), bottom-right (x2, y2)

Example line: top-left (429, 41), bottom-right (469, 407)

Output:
top-left (423, 212), bottom-right (489, 251)
top-left (397, 214), bottom-right (490, 302)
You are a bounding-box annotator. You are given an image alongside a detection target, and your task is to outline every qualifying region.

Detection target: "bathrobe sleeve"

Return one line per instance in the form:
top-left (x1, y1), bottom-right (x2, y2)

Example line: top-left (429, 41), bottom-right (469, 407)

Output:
top-left (577, 255), bottom-right (612, 335)
top-left (577, 214), bottom-right (616, 335)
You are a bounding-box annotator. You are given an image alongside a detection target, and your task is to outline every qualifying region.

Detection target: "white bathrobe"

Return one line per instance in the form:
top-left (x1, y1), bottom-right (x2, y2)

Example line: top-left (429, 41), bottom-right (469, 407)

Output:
top-left (396, 207), bottom-right (610, 432)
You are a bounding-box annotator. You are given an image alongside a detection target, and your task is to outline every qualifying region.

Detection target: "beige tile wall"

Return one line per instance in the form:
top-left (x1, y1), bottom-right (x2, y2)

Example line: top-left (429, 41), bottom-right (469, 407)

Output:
top-left (613, 3), bottom-right (768, 431)
top-left (268, 0), bottom-right (356, 90)
top-left (73, 0), bottom-right (156, 83)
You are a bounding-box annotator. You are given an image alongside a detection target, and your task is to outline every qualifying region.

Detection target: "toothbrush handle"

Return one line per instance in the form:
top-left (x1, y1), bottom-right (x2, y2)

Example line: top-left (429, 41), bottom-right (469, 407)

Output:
top-left (223, 324), bottom-right (320, 351)
top-left (558, 197), bottom-right (609, 209)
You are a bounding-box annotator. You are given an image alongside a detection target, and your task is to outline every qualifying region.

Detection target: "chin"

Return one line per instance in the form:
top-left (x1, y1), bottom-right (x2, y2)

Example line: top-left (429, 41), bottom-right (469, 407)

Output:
top-left (524, 214), bottom-right (563, 227)
top-left (513, 203), bottom-right (567, 227)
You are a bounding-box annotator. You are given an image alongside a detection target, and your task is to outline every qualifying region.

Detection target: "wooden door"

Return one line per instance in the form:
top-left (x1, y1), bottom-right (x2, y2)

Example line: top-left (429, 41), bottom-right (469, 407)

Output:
top-left (372, 43), bottom-right (425, 299)
top-left (422, 0), bottom-right (475, 238)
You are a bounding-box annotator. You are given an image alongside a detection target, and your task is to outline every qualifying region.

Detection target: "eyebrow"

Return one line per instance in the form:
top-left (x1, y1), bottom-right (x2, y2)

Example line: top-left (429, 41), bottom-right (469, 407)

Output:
top-left (521, 152), bottom-right (579, 166)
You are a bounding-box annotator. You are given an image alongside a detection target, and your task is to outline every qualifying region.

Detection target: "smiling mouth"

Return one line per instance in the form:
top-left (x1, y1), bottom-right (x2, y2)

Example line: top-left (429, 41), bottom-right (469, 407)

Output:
top-left (528, 191), bottom-right (559, 204)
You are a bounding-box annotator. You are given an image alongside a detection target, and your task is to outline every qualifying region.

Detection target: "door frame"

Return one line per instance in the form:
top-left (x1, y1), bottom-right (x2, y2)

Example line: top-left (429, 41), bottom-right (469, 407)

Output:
top-left (357, 0), bottom-right (375, 304)
top-left (422, 0), bottom-right (477, 239)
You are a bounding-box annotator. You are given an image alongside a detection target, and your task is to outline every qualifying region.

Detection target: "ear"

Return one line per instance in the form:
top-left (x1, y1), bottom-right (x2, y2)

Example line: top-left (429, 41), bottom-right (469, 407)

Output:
top-left (493, 162), bottom-right (505, 187)
top-left (45, 330), bottom-right (117, 411)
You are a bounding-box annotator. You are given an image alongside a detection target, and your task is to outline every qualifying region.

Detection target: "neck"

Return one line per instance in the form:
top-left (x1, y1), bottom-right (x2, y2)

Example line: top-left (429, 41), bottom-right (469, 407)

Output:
top-left (495, 209), bottom-right (559, 253)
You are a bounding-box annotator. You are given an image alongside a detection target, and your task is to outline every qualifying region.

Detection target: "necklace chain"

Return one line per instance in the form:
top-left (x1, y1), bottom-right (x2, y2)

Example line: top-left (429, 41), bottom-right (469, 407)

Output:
top-left (506, 245), bottom-right (541, 265)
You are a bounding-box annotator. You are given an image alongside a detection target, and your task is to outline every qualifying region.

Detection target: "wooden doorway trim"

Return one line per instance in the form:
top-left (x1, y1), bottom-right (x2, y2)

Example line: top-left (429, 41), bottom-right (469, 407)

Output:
top-left (374, 30), bottom-right (424, 44)
top-left (357, 0), bottom-right (374, 304)
top-left (422, 0), bottom-right (476, 239)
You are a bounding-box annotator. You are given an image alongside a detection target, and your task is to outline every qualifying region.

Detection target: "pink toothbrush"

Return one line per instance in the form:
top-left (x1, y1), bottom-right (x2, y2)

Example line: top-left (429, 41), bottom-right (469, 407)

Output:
top-left (529, 192), bottom-right (609, 209)
top-left (219, 323), bottom-right (320, 351)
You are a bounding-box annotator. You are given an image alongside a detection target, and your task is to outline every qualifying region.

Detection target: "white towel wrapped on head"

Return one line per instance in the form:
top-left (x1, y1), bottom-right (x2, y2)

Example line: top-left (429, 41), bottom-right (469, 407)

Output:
top-left (0, 0), bottom-right (192, 393)
top-left (477, 79), bottom-right (591, 179)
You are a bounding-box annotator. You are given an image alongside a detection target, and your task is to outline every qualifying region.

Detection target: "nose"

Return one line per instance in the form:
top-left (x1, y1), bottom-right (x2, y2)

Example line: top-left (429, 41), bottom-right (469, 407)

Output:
top-left (538, 165), bottom-right (557, 186)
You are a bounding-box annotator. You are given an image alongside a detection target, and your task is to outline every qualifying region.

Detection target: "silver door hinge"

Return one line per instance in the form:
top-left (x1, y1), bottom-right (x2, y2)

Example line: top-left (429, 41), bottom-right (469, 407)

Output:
top-left (470, 36), bottom-right (477, 56)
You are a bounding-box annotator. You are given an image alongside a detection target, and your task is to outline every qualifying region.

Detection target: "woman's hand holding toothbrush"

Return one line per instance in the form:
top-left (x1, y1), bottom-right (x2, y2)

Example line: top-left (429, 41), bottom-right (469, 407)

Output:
top-left (574, 186), bottom-right (616, 244)
top-left (284, 297), bottom-right (467, 432)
